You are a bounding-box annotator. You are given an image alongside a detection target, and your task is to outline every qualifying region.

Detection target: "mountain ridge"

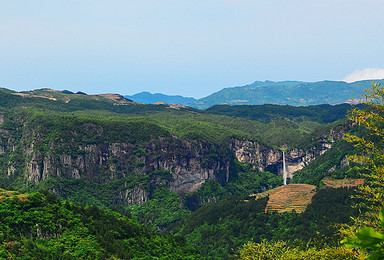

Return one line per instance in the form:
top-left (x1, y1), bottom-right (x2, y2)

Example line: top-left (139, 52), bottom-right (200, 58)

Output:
top-left (122, 79), bottom-right (384, 109)
top-left (191, 79), bottom-right (384, 109)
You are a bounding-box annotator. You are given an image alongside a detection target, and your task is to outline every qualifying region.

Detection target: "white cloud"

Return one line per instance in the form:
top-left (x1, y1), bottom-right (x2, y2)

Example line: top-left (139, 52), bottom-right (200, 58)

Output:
top-left (343, 68), bottom-right (384, 83)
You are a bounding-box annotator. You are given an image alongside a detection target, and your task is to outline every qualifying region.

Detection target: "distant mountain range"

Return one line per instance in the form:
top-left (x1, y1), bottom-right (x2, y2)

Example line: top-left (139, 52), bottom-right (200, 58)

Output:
top-left (124, 91), bottom-right (196, 105)
top-left (191, 79), bottom-right (384, 109)
top-left (126, 79), bottom-right (384, 109)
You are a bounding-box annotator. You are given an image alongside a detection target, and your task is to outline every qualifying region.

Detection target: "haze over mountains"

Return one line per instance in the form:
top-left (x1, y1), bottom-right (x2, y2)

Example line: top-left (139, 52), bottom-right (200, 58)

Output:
top-left (126, 79), bottom-right (384, 109)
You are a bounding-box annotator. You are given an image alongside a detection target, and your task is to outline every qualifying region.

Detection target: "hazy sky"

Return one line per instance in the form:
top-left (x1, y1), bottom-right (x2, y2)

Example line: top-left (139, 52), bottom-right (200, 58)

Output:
top-left (1, 0), bottom-right (384, 98)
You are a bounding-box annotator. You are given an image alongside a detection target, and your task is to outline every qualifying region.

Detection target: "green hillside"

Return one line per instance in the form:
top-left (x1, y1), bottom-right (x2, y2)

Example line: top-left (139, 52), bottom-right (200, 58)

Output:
top-left (204, 103), bottom-right (363, 124)
top-left (0, 189), bottom-right (200, 259)
top-left (167, 187), bottom-right (360, 259)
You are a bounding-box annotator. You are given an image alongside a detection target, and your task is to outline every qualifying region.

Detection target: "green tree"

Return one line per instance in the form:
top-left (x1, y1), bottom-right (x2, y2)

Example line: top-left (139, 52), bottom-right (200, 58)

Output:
top-left (340, 82), bottom-right (384, 259)
top-left (343, 82), bottom-right (384, 229)
top-left (343, 208), bottom-right (384, 260)
top-left (235, 240), bottom-right (364, 260)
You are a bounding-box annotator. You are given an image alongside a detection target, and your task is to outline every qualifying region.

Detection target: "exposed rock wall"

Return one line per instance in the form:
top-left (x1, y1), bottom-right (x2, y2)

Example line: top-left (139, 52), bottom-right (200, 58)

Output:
top-left (230, 140), bottom-right (332, 179)
top-left (230, 121), bottom-right (352, 179)
top-left (21, 132), bottom-right (233, 202)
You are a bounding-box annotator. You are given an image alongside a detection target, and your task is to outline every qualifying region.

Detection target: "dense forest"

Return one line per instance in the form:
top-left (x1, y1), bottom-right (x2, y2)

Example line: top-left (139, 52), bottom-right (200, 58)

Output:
top-left (0, 189), bottom-right (199, 259)
top-left (167, 187), bottom-right (360, 259)
top-left (0, 85), bottom-right (382, 259)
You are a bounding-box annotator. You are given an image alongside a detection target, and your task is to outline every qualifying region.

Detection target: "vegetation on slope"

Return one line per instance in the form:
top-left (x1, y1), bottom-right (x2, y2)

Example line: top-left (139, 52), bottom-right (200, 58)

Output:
top-left (116, 162), bottom-right (282, 231)
top-left (338, 82), bottom-right (384, 259)
top-left (168, 187), bottom-right (360, 259)
top-left (235, 81), bottom-right (384, 259)
top-left (0, 86), bottom-right (354, 151)
top-left (235, 240), bottom-right (364, 260)
top-left (0, 189), bottom-right (200, 259)
top-left (185, 161), bottom-right (282, 211)
top-left (205, 103), bottom-right (361, 124)
top-left (291, 139), bottom-right (361, 186)
top-left (147, 111), bottom-right (349, 149)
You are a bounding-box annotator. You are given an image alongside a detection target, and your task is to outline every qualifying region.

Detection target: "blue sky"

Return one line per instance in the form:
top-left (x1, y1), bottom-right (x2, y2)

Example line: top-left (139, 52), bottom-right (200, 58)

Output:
top-left (1, 0), bottom-right (384, 98)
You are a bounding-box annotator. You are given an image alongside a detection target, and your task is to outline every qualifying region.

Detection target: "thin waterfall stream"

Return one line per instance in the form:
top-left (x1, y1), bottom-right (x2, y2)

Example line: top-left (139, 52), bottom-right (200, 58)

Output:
top-left (283, 150), bottom-right (287, 185)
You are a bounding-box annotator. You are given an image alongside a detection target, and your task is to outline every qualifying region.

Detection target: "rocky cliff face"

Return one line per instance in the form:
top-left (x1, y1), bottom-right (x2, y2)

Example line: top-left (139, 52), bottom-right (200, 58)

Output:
top-left (230, 121), bottom-right (352, 179)
top-left (19, 130), bottom-right (232, 204)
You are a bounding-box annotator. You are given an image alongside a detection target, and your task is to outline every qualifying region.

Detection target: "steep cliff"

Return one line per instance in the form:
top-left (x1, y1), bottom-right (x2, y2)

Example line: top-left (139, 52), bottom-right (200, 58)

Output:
top-left (22, 134), bottom-right (232, 197)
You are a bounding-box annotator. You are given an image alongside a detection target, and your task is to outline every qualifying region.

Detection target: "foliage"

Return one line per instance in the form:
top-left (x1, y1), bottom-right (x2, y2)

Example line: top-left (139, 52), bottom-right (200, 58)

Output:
top-left (148, 111), bottom-right (342, 149)
top-left (343, 82), bottom-right (384, 230)
top-left (292, 139), bottom-right (360, 186)
top-left (24, 110), bottom-right (171, 145)
top-left (126, 162), bottom-right (283, 231)
top-left (343, 208), bottom-right (384, 260)
top-left (185, 162), bottom-right (282, 211)
top-left (227, 162), bottom-right (282, 195)
top-left (235, 240), bottom-right (364, 260)
top-left (205, 103), bottom-right (361, 124)
top-left (168, 187), bottom-right (359, 259)
top-left (20, 174), bottom-right (153, 209)
top-left (128, 188), bottom-right (191, 231)
top-left (0, 189), bottom-right (200, 259)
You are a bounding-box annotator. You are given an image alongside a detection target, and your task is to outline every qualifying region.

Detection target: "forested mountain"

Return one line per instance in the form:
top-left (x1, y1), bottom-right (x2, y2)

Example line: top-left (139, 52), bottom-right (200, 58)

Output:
top-left (167, 187), bottom-right (361, 259)
top-left (0, 86), bottom-right (372, 259)
top-left (191, 79), bottom-right (384, 109)
top-left (0, 189), bottom-right (200, 259)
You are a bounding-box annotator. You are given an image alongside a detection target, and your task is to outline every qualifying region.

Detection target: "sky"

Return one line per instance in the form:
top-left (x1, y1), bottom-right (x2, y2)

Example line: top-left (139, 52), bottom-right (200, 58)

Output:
top-left (1, 0), bottom-right (384, 98)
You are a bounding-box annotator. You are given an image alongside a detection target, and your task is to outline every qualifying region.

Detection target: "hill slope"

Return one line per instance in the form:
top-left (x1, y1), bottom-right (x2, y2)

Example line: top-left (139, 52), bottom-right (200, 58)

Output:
top-left (168, 186), bottom-right (360, 259)
top-left (0, 189), bottom-right (200, 259)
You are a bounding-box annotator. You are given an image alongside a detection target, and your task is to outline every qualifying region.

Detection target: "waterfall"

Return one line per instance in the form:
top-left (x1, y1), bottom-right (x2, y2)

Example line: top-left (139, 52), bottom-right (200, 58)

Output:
top-left (283, 151), bottom-right (287, 185)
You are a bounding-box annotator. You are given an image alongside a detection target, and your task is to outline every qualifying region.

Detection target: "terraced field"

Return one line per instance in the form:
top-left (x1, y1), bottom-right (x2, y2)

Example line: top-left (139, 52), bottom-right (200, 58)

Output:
top-left (261, 184), bottom-right (316, 213)
top-left (322, 178), bottom-right (364, 188)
